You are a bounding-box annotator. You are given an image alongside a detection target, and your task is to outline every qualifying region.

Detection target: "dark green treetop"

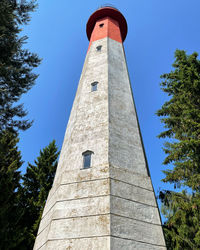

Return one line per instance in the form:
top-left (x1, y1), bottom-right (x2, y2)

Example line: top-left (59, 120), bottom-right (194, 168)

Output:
top-left (157, 50), bottom-right (200, 249)
top-left (19, 140), bottom-right (59, 249)
top-left (160, 190), bottom-right (200, 249)
top-left (0, 0), bottom-right (41, 132)
top-left (157, 50), bottom-right (200, 192)
top-left (0, 130), bottom-right (24, 249)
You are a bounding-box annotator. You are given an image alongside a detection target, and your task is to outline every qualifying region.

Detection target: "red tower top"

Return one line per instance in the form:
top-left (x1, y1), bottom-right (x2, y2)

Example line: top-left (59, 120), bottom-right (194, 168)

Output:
top-left (86, 7), bottom-right (128, 46)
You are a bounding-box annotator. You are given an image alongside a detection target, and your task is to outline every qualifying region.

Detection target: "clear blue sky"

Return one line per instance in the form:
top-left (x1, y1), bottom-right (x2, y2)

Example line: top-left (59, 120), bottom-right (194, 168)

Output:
top-left (19, 0), bottom-right (200, 213)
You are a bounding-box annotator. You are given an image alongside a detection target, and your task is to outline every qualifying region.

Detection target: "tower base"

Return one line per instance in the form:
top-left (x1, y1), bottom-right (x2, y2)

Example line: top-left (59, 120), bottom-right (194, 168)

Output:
top-left (34, 165), bottom-right (166, 250)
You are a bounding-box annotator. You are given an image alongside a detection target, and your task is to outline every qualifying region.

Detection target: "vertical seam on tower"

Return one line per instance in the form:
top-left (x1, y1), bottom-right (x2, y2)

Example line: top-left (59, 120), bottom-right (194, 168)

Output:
top-left (107, 37), bottom-right (112, 249)
top-left (107, 37), bottom-right (110, 167)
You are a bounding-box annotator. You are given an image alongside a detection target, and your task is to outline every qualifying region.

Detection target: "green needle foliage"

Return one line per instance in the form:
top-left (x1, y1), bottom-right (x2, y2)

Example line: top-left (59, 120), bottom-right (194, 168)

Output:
top-left (0, 130), bottom-right (24, 249)
top-left (0, 0), bottom-right (41, 132)
top-left (160, 190), bottom-right (200, 249)
top-left (0, 1), bottom-right (41, 248)
top-left (19, 140), bottom-right (59, 249)
top-left (157, 50), bottom-right (200, 249)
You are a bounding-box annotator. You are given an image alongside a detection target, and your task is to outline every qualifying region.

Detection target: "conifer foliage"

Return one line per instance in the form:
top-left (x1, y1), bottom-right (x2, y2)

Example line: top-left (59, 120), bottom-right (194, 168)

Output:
top-left (0, 0), bottom-right (41, 132)
top-left (20, 140), bottom-right (59, 249)
top-left (0, 1), bottom-right (59, 249)
top-left (0, 130), bottom-right (24, 249)
top-left (157, 50), bottom-right (200, 249)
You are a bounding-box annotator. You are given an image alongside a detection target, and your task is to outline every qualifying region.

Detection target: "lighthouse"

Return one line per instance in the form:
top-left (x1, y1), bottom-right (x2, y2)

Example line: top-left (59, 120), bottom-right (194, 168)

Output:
top-left (34, 6), bottom-right (166, 250)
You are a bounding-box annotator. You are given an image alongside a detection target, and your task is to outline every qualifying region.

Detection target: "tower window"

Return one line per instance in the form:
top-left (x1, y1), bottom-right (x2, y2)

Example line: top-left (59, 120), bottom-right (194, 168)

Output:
top-left (82, 150), bottom-right (93, 169)
top-left (96, 45), bottom-right (102, 51)
top-left (91, 81), bottom-right (98, 92)
top-left (99, 23), bottom-right (104, 28)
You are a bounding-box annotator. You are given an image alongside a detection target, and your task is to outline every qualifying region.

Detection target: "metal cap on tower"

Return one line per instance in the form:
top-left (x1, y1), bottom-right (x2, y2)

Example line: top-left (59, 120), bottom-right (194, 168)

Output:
top-left (86, 6), bottom-right (128, 42)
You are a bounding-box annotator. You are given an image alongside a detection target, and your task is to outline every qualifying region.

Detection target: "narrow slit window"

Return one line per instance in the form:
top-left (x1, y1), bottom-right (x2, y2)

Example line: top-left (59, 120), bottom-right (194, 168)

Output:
top-left (82, 151), bottom-right (93, 169)
top-left (99, 23), bottom-right (104, 28)
top-left (91, 81), bottom-right (98, 92)
top-left (96, 45), bottom-right (102, 51)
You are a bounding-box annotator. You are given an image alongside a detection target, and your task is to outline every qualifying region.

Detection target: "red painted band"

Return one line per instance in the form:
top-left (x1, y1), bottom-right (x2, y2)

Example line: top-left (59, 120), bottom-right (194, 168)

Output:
top-left (86, 7), bottom-right (127, 42)
top-left (88, 17), bottom-right (122, 50)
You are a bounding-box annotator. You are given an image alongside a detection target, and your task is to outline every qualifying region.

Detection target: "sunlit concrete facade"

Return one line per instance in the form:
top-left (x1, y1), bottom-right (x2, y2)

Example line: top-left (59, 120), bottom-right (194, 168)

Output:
top-left (34, 7), bottom-right (166, 250)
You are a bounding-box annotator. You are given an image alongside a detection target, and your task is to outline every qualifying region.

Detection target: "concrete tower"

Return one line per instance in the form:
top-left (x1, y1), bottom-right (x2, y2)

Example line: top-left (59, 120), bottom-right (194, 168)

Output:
top-left (34, 7), bottom-right (166, 250)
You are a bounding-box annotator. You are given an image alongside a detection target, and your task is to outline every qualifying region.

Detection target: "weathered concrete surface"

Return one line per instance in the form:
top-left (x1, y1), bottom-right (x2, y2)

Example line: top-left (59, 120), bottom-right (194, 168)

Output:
top-left (111, 237), bottom-right (167, 250)
top-left (40, 237), bottom-right (110, 250)
top-left (108, 38), bottom-right (148, 176)
top-left (38, 196), bottom-right (110, 235)
top-left (46, 164), bottom-right (109, 208)
top-left (42, 178), bottom-right (110, 219)
top-left (34, 38), bottom-right (110, 250)
top-left (34, 36), bottom-right (166, 249)
top-left (110, 178), bottom-right (156, 207)
top-left (109, 165), bottom-right (152, 190)
top-left (111, 215), bottom-right (165, 246)
top-left (48, 215), bottom-right (110, 239)
top-left (34, 223), bottom-right (50, 250)
top-left (35, 215), bottom-right (110, 250)
top-left (53, 37), bottom-right (109, 182)
top-left (111, 196), bottom-right (160, 224)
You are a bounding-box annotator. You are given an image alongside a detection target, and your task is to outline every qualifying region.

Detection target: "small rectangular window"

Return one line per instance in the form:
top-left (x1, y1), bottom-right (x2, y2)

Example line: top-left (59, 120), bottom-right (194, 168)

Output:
top-left (96, 45), bottom-right (102, 51)
top-left (83, 154), bottom-right (91, 169)
top-left (82, 150), bottom-right (93, 169)
top-left (91, 82), bottom-right (98, 92)
top-left (99, 23), bottom-right (104, 28)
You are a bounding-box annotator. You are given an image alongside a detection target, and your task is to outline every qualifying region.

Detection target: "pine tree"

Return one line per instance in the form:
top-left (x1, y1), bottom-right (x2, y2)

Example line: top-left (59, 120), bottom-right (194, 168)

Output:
top-left (0, 1), bottom-right (41, 248)
top-left (19, 140), bottom-right (59, 249)
top-left (160, 190), bottom-right (200, 249)
top-left (157, 50), bottom-right (200, 249)
top-left (0, 0), bottom-right (41, 132)
top-left (0, 130), bottom-right (24, 249)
